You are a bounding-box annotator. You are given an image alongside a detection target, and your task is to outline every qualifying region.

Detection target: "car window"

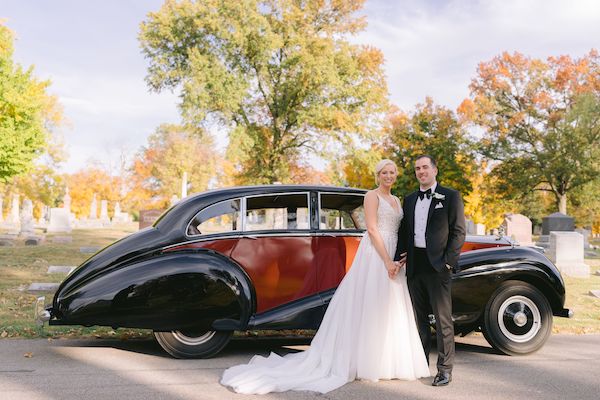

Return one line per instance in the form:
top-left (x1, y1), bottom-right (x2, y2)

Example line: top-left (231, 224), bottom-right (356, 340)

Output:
top-left (187, 199), bottom-right (242, 236)
top-left (319, 193), bottom-right (365, 230)
top-left (245, 193), bottom-right (310, 231)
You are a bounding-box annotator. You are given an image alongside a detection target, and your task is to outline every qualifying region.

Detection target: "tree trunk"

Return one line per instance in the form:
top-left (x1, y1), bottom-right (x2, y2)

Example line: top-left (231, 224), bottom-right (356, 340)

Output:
top-left (558, 193), bottom-right (567, 215)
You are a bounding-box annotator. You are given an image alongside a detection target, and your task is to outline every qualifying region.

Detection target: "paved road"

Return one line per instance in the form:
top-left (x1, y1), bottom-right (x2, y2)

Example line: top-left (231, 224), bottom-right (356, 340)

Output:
top-left (0, 334), bottom-right (598, 400)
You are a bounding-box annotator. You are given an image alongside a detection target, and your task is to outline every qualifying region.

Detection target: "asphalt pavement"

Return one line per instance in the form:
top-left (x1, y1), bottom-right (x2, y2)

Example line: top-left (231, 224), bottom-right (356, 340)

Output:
top-left (0, 333), bottom-right (598, 400)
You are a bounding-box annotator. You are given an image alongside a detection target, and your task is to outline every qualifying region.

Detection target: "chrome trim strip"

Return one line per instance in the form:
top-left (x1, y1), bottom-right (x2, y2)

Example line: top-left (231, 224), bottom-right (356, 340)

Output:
top-left (241, 196), bottom-right (247, 232)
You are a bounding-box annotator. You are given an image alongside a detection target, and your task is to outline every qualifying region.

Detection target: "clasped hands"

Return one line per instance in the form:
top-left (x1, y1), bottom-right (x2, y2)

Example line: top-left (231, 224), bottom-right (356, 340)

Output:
top-left (386, 252), bottom-right (407, 279)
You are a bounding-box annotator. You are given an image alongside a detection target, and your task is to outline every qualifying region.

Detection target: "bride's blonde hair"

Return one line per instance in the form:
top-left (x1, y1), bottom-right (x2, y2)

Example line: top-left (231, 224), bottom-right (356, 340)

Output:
top-left (374, 159), bottom-right (397, 185)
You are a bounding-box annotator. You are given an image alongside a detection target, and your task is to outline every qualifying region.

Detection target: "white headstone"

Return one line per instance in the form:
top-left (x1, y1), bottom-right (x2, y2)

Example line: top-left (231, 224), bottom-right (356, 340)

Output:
top-left (502, 213), bottom-right (534, 246)
top-left (575, 228), bottom-right (591, 249)
top-left (181, 171), bottom-right (188, 198)
top-left (89, 194), bottom-right (98, 220)
top-left (99, 200), bottom-right (110, 224)
top-left (47, 208), bottom-right (72, 233)
top-left (19, 198), bottom-right (35, 235)
top-left (9, 194), bottom-right (20, 224)
top-left (466, 219), bottom-right (476, 235)
top-left (475, 223), bottom-right (486, 235)
top-left (547, 231), bottom-right (589, 278)
top-left (63, 187), bottom-right (71, 213)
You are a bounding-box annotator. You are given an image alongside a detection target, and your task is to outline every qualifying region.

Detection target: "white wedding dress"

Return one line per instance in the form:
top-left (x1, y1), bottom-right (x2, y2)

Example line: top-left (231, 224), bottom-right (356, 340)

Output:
top-left (221, 194), bottom-right (430, 394)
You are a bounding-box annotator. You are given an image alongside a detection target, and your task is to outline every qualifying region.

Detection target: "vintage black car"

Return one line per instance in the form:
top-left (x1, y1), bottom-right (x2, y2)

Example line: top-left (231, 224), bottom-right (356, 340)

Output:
top-left (39, 185), bottom-right (572, 358)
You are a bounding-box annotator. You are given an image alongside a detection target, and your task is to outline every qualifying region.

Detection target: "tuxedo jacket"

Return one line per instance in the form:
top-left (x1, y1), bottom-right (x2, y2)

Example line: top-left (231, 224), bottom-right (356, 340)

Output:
top-left (394, 184), bottom-right (466, 278)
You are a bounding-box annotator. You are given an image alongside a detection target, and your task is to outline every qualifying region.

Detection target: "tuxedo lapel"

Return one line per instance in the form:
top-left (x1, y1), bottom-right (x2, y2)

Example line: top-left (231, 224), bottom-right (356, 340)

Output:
top-left (426, 185), bottom-right (445, 232)
top-left (407, 192), bottom-right (418, 234)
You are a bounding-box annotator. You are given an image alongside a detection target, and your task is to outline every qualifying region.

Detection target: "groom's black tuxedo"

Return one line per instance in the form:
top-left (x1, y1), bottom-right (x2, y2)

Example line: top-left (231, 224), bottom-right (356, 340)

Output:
top-left (394, 184), bottom-right (466, 277)
top-left (394, 183), bottom-right (466, 375)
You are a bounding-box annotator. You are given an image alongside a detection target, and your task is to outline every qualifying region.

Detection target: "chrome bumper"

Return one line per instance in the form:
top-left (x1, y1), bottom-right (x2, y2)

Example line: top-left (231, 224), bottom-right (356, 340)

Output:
top-left (34, 296), bottom-right (51, 326)
top-left (556, 308), bottom-right (574, 318)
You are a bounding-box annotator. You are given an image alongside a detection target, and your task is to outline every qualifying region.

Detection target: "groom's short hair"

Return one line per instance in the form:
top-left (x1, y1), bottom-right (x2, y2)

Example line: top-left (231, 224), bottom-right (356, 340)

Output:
top-left (415, 154), bottom-right (437, 168)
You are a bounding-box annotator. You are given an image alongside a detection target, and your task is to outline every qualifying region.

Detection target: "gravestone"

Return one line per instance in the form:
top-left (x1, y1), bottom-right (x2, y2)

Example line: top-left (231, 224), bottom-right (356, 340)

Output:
top-left (112, 202), bottom-right (131, 224)
top-left (47, 208), bottom-right (72, 233)
top-left (139, 209), bottom-right (165, 230)
top-left (502, 213), bottom-right (534, 246)
top-left (47, 266), bottom-right (76, 275)
top-left (89, 194), bottom-right (98, 220)
top-left (63, 187), bottom-right (71, 213)
top-left (19, 199), bottom-right (35, 235)
top-left (27, 283), bottom-right (60, 293)
top-left (547, 231), bottom-right (589, 278)
top-left (99, 200), bottom-right (110, 225)
top-left (542, 212), bottom-right (574, 235)
top-left (575, 228), bottom-right (591, 249)
top-left (9, 194), bottom-right (20, 224)
top-left (538, 212), bottom-right (575, 249)
top-left (475, 223), bottom-right (486, 235)
top-left (0, 195), bottom-right (3, 223)
top-left (466, 219), bottom-right (476, 235)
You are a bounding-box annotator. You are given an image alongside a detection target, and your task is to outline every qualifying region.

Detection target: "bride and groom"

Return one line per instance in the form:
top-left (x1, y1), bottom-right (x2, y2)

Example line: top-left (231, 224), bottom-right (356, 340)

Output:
top-left (221, 155), bottom-right (466, 394)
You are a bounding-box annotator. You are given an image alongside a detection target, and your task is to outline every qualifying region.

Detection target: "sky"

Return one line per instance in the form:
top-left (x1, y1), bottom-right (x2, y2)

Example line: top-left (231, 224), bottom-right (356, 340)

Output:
top-left (1, 0), bottom-right (599, 174)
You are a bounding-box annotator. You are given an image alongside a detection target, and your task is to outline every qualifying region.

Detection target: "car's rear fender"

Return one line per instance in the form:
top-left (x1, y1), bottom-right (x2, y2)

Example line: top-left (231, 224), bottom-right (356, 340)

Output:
top-left (50, 249), bottom-right (255, 331)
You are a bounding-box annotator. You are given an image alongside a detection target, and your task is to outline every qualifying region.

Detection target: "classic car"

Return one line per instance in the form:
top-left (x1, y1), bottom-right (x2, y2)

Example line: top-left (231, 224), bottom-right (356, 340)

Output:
top-left (38, 185), bottom-right (572, 358)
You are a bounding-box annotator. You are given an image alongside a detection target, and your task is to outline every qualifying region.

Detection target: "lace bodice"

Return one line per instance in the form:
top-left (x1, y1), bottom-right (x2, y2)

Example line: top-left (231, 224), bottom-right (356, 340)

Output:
top-left (376, 193), bottom-right (403, 236)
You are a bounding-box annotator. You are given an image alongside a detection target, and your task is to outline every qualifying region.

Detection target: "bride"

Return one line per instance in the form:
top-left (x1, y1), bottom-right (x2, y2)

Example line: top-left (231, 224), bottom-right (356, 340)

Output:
top-left (221, 159), bottom-right (430, 394)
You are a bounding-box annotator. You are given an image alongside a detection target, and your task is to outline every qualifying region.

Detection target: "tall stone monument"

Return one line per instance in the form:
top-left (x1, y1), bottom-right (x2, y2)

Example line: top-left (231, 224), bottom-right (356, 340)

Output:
top-left (89, 194), bottom-right (98, 220)
top-left (181, 171), bottom-right (188, 199)
top-left (63, 187), bottom-right (72, 213)
top-left (537, 212), bottom-right (575, 249)
top-left (9, 194), bottom-right (20, 225)
top-left (99, 200), bottom-right (111, 225)
top-left (19, 198), bottom-right (35, 235)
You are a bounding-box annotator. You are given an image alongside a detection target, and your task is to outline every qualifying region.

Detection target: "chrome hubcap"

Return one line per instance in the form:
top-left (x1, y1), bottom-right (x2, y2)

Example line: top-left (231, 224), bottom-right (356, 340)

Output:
top-left (513, 311), bottom-right (528, 327)
top-left (498, 295), bottom-right (541, 343)
top-left (172, 330), bottom-right (216, 345)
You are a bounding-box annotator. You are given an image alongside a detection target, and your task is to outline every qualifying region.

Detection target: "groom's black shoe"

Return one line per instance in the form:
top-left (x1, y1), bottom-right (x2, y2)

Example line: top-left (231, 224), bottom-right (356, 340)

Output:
top-left (432, 371), bottom-right (452, 386)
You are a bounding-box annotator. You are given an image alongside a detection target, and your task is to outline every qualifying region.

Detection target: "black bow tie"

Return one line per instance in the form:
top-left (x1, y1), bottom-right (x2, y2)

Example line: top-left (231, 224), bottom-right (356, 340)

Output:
top-left (418, 188), bottom-right (432, 200)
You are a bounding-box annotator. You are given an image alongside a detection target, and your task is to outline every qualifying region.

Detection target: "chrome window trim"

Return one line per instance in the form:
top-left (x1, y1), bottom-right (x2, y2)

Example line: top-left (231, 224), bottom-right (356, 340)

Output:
top-left (164, 231), bottom-right (325, 251)
top-left (185, 198), bottom-right (242, 239)
top-left (317, 192), bottom-right (366, 231)
top-left (185, 192), bottom-right (311, 239)
top-left (243, 192), bottom-right (311, 232)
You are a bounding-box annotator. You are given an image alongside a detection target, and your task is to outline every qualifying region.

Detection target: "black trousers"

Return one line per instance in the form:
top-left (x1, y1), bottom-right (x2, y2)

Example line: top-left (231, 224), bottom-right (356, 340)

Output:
top-left (408, 248), bottom-right (455, 373)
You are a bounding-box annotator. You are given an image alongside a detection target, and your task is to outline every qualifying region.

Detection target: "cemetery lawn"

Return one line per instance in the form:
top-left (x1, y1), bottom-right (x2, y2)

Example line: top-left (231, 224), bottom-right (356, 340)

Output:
top-left (0, 226), bottom-right (152, 340)
top-left (1, 228), bottom-right (599, 339)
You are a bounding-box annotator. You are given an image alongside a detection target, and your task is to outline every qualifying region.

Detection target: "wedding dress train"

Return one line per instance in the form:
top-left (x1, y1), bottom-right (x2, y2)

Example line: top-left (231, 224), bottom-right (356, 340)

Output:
top-left (221, 194), bottom-right (430, 394)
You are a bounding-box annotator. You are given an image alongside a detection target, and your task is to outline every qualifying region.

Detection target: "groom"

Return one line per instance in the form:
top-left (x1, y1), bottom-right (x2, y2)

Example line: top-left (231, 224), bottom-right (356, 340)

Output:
top-left (394, 155), bottom-right (465, 386)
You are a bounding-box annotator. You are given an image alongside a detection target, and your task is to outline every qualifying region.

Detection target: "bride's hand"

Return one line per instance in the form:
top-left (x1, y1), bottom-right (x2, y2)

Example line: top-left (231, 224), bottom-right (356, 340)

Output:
top-left (385, 260), bottom-right (398, 279)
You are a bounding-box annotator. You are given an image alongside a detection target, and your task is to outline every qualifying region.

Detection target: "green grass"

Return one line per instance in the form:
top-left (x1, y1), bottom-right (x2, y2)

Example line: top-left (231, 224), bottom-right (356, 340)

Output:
top-left (0, 226), bottom-right (151, 339)
top-left (1, 228), bottom-right (599, 339)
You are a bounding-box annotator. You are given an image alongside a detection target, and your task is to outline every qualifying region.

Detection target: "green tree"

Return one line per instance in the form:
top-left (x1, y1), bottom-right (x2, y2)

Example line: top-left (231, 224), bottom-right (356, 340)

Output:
top-left (383, 98), bottom-right (476, 197)
top-left (139, 0), bottom-right (388, 184)
top-left (0, 23), bottom-right (62, 182)
top-left (460, 51), bottom-right (600, 214)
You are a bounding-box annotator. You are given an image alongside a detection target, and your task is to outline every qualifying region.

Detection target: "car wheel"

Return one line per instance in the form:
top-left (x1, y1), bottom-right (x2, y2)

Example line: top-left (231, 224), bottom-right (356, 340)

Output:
top-left (154, 329), bottom-right (232, 359)
top-left (482, 281), bottom-right (553, 356)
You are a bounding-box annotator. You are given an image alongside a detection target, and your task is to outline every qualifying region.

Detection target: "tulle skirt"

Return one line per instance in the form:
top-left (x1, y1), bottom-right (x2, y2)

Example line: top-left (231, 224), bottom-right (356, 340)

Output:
top-left (220, 232), bottom-right (430, 394)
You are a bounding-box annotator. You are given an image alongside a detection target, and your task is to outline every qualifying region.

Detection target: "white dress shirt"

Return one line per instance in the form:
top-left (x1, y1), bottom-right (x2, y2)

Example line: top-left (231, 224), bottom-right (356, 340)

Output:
top-left (414, 182), bottom-right (437, 248)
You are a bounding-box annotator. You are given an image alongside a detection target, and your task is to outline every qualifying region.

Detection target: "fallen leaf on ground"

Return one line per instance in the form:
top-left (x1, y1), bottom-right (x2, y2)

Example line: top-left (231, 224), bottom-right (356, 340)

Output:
top-left (24, 352), bottom-right (33, 358)
top-left (1, 331), bottom-right (7, 338)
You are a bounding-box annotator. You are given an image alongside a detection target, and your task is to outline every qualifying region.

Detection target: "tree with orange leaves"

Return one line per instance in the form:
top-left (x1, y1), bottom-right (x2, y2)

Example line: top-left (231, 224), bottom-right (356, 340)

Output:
top-left (460, 50), bottom-right (600, 215)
